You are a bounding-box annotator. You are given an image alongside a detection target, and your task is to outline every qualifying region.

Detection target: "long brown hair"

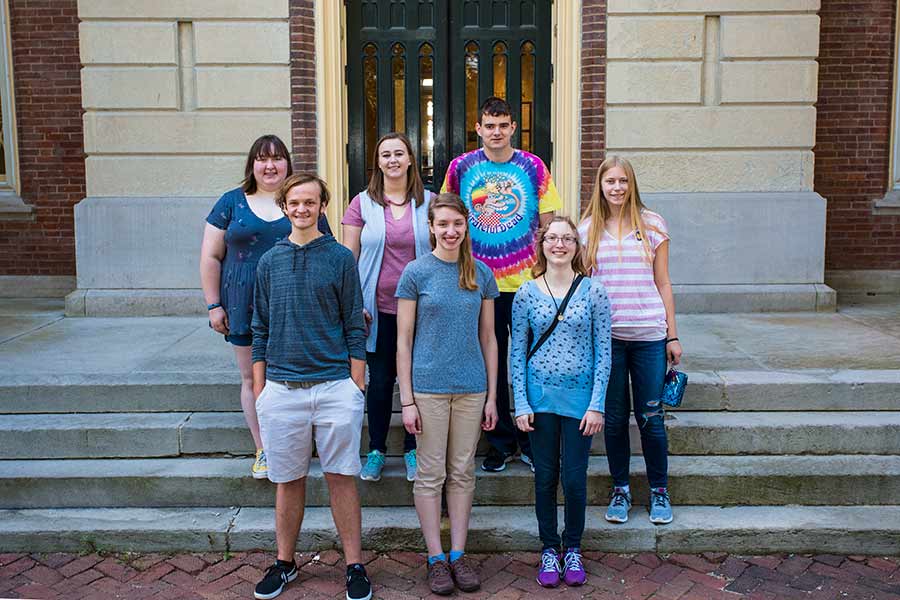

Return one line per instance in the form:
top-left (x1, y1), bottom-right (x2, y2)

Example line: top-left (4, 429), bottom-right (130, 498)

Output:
top-left (531, 216), bottom-right (588, 278)
top-left (366, 132), bottom-right (427, 207)
top-left (241, 134), bottom-right (292, 195)
top-left (428, 193), bottom-right (478, 291)
top-left (581, 155), bottom-right (658, 272)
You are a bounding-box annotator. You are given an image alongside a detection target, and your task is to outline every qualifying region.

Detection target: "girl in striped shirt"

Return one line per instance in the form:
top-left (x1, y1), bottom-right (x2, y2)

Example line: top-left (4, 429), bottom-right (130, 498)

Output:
top-left (578, 155), bottom-right (683, 525)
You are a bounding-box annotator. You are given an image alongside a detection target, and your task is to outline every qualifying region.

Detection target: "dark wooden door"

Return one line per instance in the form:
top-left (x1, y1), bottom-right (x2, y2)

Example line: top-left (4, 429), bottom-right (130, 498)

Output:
top-left (346, 0), bottom-right (552, 199)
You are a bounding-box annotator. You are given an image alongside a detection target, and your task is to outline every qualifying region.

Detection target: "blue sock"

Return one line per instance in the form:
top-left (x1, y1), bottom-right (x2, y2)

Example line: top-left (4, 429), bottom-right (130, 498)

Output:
top-left (449, 550), bottom-right (464, 563)
top-left (427, 553), bottom-right (446, 565)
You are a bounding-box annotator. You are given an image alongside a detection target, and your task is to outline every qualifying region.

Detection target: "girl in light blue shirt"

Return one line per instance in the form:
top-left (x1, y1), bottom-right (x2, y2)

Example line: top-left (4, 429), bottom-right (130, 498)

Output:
top-left (511, 216), bottom-right (611, 589)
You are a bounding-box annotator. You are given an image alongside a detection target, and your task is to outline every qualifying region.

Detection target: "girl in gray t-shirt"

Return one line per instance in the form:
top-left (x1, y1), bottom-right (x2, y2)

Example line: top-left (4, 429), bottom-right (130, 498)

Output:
top-left (395, 193), bottom-right (499, 594)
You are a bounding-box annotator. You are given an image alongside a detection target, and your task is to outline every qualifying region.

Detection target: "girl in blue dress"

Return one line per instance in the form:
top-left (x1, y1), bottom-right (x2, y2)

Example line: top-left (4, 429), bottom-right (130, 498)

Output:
top-left (199, 134), bottom-right (331, 479)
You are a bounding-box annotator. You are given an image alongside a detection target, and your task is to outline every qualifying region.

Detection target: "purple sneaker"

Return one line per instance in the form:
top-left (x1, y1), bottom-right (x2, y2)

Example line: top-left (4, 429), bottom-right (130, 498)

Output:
top-left (536, 548), bottom-right (560, 588)
top-left (562, 548), bottom-right (586, 586)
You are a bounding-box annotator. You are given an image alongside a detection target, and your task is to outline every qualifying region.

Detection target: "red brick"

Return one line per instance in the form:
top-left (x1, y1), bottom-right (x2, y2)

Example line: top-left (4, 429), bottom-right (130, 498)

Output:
top-left (195, 557), bottom-right (242, 582)
top-left (634, 552), bottom-right (662, 569)
top-left (715, 557), bottom-right (748, 579)
top-left (601, 553), bottom-right (633, 571)
top-left (668, 554), bottom-right (719, 574)
top-left (0, 553), bottom-right (26, 566)
top-left (648, 563), bottom-right (682, 584)
top-left (0, 556), bottom-right (36, 578)
top-left (867, 557), bottom-right (899, 572)
top-left (746, 556), bottom-right (783, 570)
top-left (167, 554), bottom-right (207, 575)
top-left (132, 561), bottom-right (175, 583)
top-left (12, 581), bottom-right (60, 599)
top-left (33, 553), bottom-right (75, 569)
top-left (23, 563), bottom-right (64, 586)
top-left (816, 0), bottom-right (900, 271)
top-left (2, 0), bottom-right (84, 276)
top-left (93, 557), bottom-right (138, 582)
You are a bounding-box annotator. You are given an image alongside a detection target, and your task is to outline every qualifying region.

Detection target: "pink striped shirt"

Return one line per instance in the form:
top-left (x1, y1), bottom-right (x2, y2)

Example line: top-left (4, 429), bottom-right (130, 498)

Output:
top-left (578, 210), bottom-right (669, 341)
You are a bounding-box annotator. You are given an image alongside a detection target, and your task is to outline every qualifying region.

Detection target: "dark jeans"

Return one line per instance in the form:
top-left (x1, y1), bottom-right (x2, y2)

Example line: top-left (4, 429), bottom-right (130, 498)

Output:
top-left (528, 412), bottom-right (593, 550)
top-left (366, 312), bottom-right (415, 453)
top-left (604, 337), bottom-right (669, 489)
top-left (485, 292), bottom-right (531, 457)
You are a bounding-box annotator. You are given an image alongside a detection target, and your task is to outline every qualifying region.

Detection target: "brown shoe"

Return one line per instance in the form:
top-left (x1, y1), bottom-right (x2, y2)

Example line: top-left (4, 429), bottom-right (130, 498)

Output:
top-left (450, 556), bottom-right (481, 592)
top-left (427, 559), bottom-right (454, 595)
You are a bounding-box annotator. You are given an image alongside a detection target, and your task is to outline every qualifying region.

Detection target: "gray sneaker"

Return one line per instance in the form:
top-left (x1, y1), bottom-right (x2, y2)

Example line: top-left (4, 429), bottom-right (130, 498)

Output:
top-left (403, 449), bottom-right (417, 482)
top-left (649, 487), bottom-right (673, 524)
top-left (605, 487), bottom-right (632, 523)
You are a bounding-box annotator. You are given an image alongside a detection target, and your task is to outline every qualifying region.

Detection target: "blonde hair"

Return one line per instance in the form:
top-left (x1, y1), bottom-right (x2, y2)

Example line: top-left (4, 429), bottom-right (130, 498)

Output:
top-left (581, 155), bottom-right (659, 271)
top-left (531, 216), bottom-right (587, 278)
top-left (428, 193), bottom-right (478, 291)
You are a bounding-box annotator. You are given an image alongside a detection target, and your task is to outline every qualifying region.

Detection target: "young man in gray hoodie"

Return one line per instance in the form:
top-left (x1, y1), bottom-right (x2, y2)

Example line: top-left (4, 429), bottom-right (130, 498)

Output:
top-left (251, 173), bottom-right (371, 600)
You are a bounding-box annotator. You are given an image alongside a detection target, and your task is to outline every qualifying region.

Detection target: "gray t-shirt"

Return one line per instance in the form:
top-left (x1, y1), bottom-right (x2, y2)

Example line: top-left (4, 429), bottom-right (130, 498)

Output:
top-left (396, 253), bottom-right (500, 394)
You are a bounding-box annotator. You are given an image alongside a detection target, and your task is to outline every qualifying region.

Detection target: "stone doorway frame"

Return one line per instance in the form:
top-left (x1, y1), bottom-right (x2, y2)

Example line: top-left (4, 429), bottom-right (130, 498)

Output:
top-left (313, 0), bottom-right (583, 238)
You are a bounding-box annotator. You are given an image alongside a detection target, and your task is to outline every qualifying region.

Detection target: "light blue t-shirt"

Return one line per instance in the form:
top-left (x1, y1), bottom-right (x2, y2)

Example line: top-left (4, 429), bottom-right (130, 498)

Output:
top-left (510, 277), bottom-right (612, 419)
top-left (396, 253), bottom-right (500, 394)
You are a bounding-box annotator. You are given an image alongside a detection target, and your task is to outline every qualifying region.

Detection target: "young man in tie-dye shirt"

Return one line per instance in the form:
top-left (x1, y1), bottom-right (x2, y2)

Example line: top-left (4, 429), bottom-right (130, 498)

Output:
top-left (441, 96), bottom-right (561, 472)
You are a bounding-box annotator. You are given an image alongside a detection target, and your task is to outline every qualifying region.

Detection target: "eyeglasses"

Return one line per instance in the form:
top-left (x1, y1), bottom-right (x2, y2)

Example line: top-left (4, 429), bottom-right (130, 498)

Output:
top-left (543, 234), bottom-right (578, 246)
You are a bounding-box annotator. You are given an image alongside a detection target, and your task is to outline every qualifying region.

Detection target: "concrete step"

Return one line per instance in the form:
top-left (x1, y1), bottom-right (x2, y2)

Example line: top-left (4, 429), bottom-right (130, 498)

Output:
top-left (2, 370), bottom-right (899, 413)
top-left (0, 505), bottom-right (898, 555)
top-left (2, 455), bottom-right (899, 509)
top-left (4, 411), bottom-right (900, 459)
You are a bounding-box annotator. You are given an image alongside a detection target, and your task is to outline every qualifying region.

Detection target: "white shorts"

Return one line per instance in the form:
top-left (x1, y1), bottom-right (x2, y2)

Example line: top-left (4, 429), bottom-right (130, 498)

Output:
top-left (256, 378), bottom-right (365, 482)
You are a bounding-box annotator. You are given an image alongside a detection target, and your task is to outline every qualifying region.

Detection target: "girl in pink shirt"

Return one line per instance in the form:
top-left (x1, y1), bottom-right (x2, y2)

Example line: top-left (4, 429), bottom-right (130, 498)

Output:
top-left (579, 155), bottom-right (683, 525)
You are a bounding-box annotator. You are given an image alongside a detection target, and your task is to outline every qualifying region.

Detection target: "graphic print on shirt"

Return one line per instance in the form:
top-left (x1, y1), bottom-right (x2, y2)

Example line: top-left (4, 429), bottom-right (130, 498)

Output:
top-left (445, 149), bottom-right (554, 286)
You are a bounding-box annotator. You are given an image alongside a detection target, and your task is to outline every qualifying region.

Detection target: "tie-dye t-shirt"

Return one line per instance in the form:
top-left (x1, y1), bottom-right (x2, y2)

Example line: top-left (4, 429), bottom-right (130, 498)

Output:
top-left (441, 149), bottom-right (562, 292)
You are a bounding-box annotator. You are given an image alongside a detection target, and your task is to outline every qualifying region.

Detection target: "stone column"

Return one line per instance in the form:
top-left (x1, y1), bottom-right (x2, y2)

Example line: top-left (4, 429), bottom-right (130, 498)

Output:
top-left (67, 0), bottom-right (292, 316)
top-left (605, 0), bottom-right (834, 311)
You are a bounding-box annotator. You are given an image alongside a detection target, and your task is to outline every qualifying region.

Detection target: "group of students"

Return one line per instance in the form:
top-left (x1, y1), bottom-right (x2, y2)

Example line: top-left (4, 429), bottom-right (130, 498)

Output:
top-left (200, 97), bottom-right (683, 600)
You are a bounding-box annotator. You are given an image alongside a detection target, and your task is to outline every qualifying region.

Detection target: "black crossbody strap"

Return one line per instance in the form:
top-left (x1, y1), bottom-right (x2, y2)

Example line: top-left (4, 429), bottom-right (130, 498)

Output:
top-left (527, 274), bottom-right (585, 362)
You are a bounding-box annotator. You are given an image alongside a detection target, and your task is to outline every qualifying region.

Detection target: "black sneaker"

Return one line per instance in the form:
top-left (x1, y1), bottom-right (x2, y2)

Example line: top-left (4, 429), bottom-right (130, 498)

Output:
top-left (254, 560), bottom-right (297, 600)
top-left (481, 447), bottom-right (513, 472)
top-left (346, 563), bottom-right (372, 600)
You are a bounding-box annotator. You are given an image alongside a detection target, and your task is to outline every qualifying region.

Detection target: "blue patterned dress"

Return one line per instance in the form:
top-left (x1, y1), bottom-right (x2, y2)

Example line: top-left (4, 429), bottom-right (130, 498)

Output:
top-left (206, 188), bottom-right (331, 338)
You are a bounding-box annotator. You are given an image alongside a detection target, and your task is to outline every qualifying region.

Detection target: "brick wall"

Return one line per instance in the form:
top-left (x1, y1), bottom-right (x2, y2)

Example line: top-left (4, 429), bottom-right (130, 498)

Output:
top-left (289, 0), bottom-right (317, 174)
top-left (580, 0), bottom-right (606, 211)
top-left (0, 0), bottom-right (84, 276)
top-left (816, 0), bottom-right (900, 270)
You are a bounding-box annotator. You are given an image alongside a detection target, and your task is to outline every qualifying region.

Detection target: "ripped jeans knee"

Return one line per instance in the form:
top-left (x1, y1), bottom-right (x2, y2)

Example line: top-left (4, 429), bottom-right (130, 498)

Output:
top-left (638, 398), bottom-right (666, 432)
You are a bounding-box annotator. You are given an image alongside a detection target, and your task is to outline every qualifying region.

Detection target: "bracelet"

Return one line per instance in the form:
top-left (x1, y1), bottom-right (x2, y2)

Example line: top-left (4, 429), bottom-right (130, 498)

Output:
top-left (401, 403), bottom-right (415, 408)
top-left (207, 302), bottom-right (222, 311)
top-left (666, 337), bottom-right (679, 344)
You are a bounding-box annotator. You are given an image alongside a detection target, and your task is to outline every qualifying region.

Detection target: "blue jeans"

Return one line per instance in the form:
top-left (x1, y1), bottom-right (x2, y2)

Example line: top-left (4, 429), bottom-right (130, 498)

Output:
top-left (366, 312), bottom-right (415, 453)
top-left (528, 412), bottom-right (593, 550)
top-left (604, 338), bottom-right (668, 489)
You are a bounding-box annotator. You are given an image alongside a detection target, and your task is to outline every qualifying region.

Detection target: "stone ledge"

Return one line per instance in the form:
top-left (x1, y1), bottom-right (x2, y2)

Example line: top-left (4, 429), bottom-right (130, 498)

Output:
top-left (0, 276), bottom-right (75, 298)
top-left (826, 270), bottom-right (900, 295)
top-left (0, 190), bottom-right (33, 221)
top-left (673, 283), bottom-right (836, 313)
top-left (874, 190), bottom-right (900, 215)
top-left (66, 288), bottom-right (205, 317)
top-left (1, 505), bottom-right (897, 555)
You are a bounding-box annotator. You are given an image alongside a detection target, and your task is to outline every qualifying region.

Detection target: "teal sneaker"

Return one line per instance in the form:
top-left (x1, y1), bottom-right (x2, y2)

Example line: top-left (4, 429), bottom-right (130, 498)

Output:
top-left (360, 450), bottom-right (385, 482)
top-left (605, 487), bottom-right (632, 523)
top-left (649, 487), bottom-right (673, 524)
top-left (403, 449), bottom-right (417, 482)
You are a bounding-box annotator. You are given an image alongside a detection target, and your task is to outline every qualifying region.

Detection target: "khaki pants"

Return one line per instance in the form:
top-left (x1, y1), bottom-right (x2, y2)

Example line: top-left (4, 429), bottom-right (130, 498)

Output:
top-left (413, 392), bottom-right (486, 497)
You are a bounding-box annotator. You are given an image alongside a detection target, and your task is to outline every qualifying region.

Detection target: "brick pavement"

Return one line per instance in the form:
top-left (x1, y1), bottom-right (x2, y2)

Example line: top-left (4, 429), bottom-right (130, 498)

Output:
top-left (0, 550), bottom-right (897, 599)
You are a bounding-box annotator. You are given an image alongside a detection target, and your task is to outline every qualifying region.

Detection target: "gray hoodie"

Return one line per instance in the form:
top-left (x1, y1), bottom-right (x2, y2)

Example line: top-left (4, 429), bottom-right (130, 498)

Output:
top-left (252, 234), bottom-right (366, 382)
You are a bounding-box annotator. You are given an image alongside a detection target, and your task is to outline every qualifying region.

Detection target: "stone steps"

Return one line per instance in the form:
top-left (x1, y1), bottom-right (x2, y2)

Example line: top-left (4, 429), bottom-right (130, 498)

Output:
top-left (4, 411), bottom-right (900, 459)
top-left (3, 369), bottom-right (900, 413)
top-left (2, 455), bottom-right (899, 509)
top-left (1, 505), bottom-right (898, 555)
